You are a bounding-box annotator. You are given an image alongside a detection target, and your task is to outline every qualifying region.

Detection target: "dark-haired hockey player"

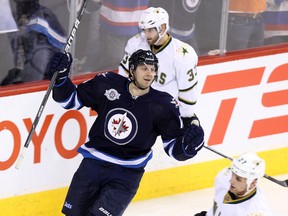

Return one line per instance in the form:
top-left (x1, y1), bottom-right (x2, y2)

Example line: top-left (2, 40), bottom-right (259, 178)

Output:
top-left (49, 49), bottom-right (205, 216)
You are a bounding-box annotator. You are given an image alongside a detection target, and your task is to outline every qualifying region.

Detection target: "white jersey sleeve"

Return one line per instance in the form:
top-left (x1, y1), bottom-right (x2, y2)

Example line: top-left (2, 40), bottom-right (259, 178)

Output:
top-left (206, 168), bottom-right (273, 216)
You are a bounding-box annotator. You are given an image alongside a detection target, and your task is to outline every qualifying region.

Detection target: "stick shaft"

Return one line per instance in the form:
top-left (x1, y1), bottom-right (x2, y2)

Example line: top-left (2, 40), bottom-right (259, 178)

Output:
top-left (203, 145), bottom-right (288, 187)
top-left (15, 0), bottom-right (89, 169)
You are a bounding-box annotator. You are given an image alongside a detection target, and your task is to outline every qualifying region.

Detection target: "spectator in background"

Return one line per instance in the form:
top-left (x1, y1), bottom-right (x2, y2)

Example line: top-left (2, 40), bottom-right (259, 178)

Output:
top-left (263, 0), bottom-right (288, 45)
top-left (149, 0), bottom-right (202, 54)
top-left (1, 0), bottom-right (66, 86)
top-left (0, 0), bottom-right (18, 83)
top-left (90, 0), bottom-right (149, 72)
top-left (227, 0), bottom-right (267, 51)
top-left (194, 152), bottom-right (273, 216)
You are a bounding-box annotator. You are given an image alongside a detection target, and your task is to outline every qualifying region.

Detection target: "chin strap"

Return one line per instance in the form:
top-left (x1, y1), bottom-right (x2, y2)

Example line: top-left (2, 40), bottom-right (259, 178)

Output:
top-left (154, 26), bottom-right (169, 46)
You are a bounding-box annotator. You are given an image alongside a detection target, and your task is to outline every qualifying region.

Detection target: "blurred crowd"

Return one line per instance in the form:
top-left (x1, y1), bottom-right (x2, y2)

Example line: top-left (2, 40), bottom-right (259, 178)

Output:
top-left (0, 0), bottom-right (287, 86)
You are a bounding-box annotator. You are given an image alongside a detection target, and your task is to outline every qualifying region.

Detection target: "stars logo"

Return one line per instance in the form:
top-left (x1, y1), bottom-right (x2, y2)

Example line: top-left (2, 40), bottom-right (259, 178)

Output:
top-left (176, 46), bottom-right (189, 56)
top-left (182, 47), bottom-right (189, 56)
top-left (254, 160), bottom-right (262, 167)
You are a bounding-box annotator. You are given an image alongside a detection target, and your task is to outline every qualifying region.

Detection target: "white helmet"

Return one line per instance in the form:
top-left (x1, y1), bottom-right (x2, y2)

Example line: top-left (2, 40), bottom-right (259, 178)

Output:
top-left (138, 7), bottom-right (169, 31)
top-left (231, 152), bottom-right (265, 186)
top-left (138, 7), bottom-right (169, 45)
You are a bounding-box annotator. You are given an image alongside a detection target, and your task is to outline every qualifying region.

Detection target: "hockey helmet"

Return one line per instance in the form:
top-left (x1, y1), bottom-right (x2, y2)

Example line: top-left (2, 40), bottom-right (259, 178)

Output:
top-left (231, 152), bottom-right (265, 185)
top-left (138, 7), bottom-right (169, 32)
top-left (129, 49), bottom-right (158, 73)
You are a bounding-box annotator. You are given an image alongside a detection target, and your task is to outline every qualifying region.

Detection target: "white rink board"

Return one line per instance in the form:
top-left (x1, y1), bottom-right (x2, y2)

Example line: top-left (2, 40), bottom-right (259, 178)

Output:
top-left (0, 53), bottom-right (287, 198)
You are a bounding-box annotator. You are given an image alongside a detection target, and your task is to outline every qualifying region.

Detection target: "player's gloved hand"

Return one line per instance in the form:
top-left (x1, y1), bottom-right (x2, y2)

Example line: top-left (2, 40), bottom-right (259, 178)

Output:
top-left (182, 115), bottom-right (204, 156)
top-left (48, 52), bottom-right (72, 84)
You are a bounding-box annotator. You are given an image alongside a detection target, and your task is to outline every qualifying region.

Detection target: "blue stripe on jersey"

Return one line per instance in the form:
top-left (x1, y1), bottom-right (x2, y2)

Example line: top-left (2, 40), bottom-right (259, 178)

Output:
top-left (57, 88), bottom-right (83, 110)
top-left (78, 144), bottom-right (153, 168)
top-left (163, 138), bottom-right (177, 159)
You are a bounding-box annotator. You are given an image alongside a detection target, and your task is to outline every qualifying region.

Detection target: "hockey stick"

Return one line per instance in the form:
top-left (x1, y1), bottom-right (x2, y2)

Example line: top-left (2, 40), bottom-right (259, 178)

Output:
top-left (203, 145), bottom-right (288, 188)
top-left (15, 0), bottom-right (89, 169)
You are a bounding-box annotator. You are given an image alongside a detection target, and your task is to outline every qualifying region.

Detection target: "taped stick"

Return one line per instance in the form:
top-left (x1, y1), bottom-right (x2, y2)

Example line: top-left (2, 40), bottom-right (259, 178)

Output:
top-left (15, 0), bottom-right (89, 170)
top-left (204, 145), bottom-right (288, 188)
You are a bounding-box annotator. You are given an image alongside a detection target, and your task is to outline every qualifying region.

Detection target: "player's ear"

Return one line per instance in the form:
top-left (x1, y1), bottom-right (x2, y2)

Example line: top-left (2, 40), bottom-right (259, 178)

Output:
top-left (160, 24), bottom-right (166, 33)
top-left (248, 179), bottom-right (257, 190)
top-left (129, 68), bottom-right (134, 80)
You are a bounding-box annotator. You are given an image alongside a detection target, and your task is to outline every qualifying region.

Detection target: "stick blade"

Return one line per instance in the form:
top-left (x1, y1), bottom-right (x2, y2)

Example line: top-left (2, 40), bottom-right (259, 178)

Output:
top-left (15, 147), bottom-right (27, 170)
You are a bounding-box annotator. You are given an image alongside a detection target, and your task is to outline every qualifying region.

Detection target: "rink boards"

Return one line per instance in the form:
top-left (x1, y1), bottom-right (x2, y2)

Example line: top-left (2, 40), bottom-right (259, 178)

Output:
top-left (0, 51), bottom-right (287, 215)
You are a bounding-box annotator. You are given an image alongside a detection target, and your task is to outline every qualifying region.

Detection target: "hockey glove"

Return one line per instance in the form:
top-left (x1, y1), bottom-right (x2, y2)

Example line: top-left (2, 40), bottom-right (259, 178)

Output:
top-left (48, 52), bottom-right (72, 84)
top-left (182, 116), bottom-right (204, 156)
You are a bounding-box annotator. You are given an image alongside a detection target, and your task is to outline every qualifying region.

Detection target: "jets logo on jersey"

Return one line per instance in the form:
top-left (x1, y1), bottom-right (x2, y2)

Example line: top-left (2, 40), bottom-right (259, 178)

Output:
top-left (104, 108), bottom-right (138, 145)
top-left (104, 89), bottom-right (121, 101)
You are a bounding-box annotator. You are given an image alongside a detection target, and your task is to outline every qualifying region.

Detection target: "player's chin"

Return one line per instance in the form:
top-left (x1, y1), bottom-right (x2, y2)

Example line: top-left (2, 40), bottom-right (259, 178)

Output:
top-left (229, 186), bottom-right (236, 193)
top-left (140, 81), bottom-right (151, 88)
top-left (147, 39), bottom-right (154, 45)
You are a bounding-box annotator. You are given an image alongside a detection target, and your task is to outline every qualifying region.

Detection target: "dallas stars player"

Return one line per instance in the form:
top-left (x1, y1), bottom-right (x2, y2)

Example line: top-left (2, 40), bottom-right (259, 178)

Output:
top-left (195, 152), bottom-right (273, 216)
top-left (49, 49), bottom-right (205, 216)
top-left (118, 7), bottom-right (199, 128)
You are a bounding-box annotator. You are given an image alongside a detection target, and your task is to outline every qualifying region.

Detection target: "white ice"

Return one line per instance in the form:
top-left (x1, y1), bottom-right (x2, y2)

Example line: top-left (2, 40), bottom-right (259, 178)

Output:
top-left (125, 174), bottom-right (288, 216)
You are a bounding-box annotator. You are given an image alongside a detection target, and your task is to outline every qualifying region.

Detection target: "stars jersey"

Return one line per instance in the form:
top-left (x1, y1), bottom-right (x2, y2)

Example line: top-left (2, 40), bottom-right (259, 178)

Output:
top-left (206, 168), bottom-right (273, 216)
top-left (52, 72), bottom-right (189, 168)
top-left (118, 33), bottom-right (199, 118)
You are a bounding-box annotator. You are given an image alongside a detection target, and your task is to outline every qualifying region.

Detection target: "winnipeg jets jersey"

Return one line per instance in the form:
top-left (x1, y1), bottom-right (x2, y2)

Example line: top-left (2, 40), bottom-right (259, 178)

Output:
top-left (118, 33), bottom-right (199, 118)
top-left (52, 72), bottom-right (194, 168)
top-left (206, 168), bottom-right (273, 216)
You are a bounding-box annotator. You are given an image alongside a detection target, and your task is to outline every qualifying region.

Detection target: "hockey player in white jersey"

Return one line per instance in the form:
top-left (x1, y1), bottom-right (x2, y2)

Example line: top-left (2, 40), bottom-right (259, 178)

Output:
top-left (119, 7), bottom-right (199, 128)
top-left (195, 152), bottom-right (273, 216)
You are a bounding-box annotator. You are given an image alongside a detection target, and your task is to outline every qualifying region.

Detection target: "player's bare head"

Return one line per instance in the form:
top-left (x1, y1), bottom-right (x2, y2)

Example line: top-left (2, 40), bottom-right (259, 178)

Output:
top-left (230, 152), bottom-right (265, 194)
top-left (138, 7), bottom-right (169, 45)
top-left (129, 49), bottom-right (158, 77)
